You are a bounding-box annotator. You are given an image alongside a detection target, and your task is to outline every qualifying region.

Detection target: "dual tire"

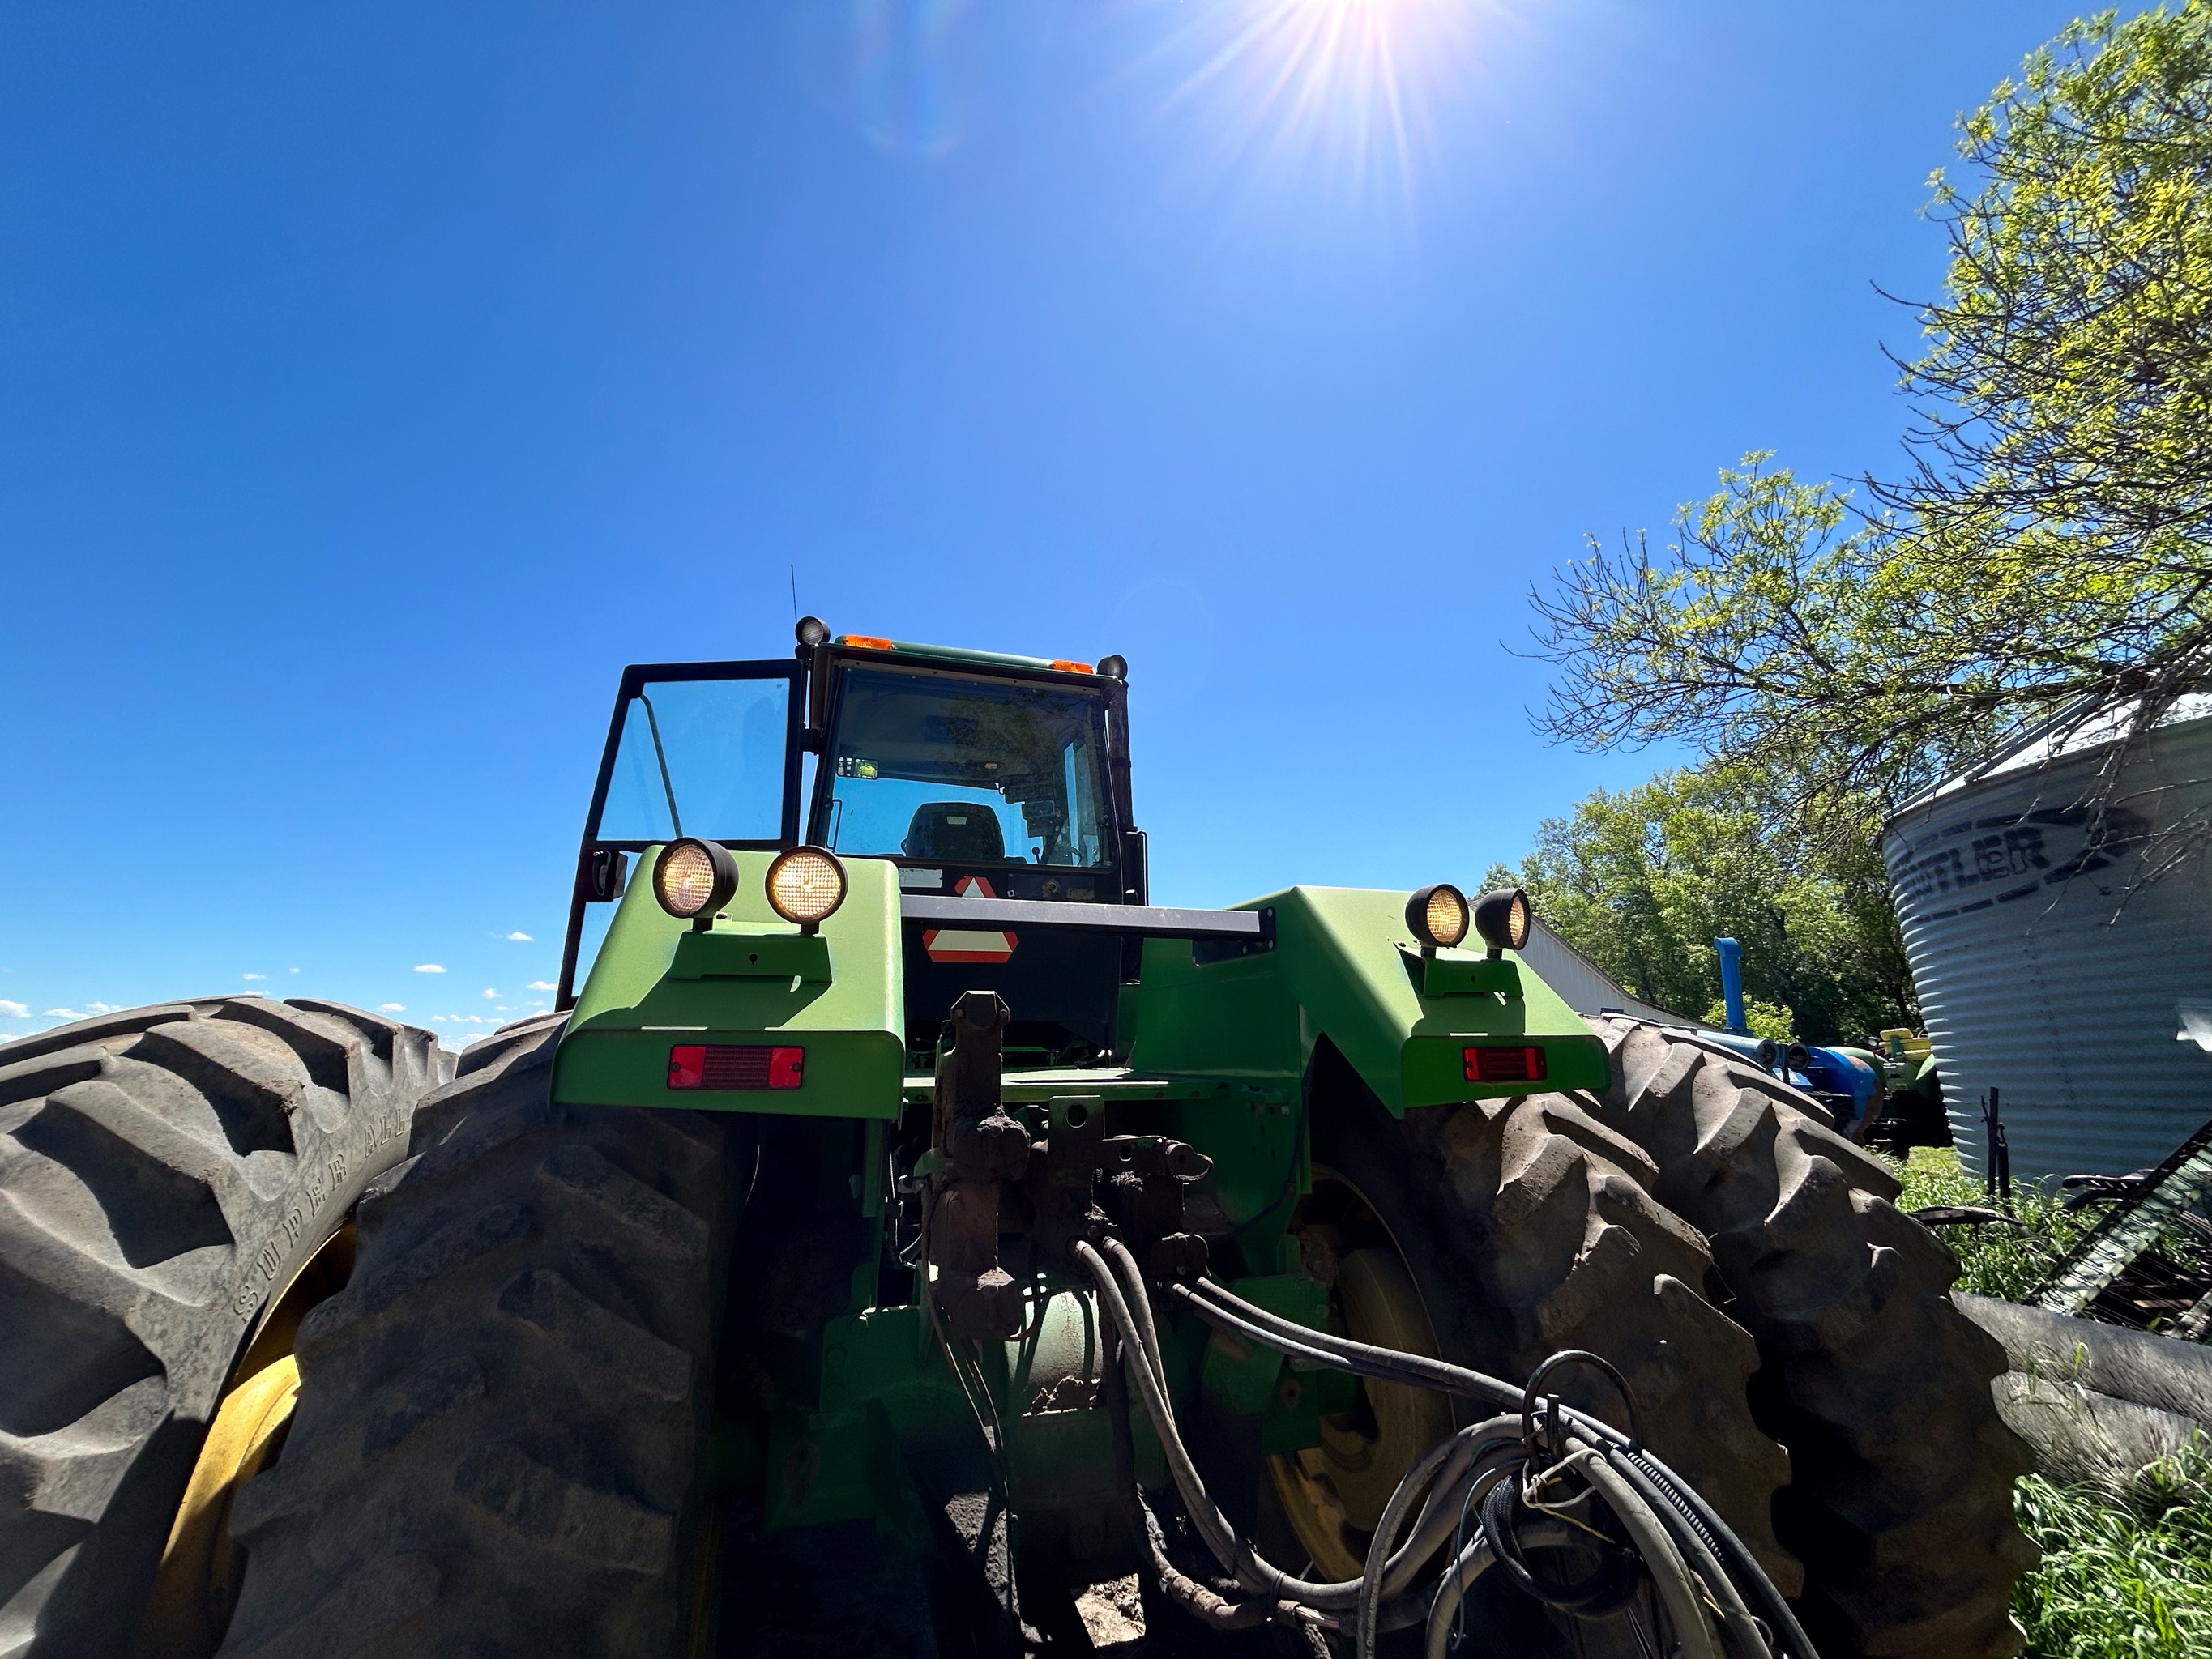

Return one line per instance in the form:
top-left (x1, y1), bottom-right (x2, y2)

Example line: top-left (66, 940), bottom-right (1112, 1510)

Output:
top-left (2, 1003), bottom-right (2035, 1657)
top-left (0, 998), bottom-right (446, 1659)
top-left (1270, 1018), bottom-right (2036, 1659)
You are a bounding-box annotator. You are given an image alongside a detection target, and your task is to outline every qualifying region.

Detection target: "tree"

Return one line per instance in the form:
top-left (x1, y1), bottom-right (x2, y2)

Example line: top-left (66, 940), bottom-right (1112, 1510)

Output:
top-left (1487, 766), bottom-right (1915, 1047)
top-left (1532, 6), bottom-right (2212, 845)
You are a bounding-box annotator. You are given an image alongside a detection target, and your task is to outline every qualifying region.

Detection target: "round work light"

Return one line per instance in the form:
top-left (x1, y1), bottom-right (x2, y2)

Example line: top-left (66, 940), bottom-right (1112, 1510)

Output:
top-left (766, 847), bottom-right (848, 931)
top-left (1472, 887), bottom-right (1533, 953)
top-left (653, 838), bottom-right (739, 923)
top-left (795, 615), bottom-right (831, 648)
top-left (1097, 654), bottom-right (1129, 681)
top-left (1405, 884), bottom-right (1471, 951)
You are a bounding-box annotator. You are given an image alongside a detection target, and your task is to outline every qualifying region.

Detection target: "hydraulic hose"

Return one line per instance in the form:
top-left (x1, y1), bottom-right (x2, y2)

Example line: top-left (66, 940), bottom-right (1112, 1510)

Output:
top-left (1563, 1446), bottom-right (1719, 1659)
top-left (1181, 1273), bottom-right (1821, 1659)
top-left (1136, 1497), bottom-right (1286, 1632)
top-left (1421, 1514), bottom-right (1589, 1659)
top-left (1422, 1534), bottom-right (1498, 1659)
top-left (1600, 1445), bottom-right (1772, 1659)
top-left (1078, 1248), bottom-right (1814, 1658)
top-left (1075, 1241), bottom-right (1353, 1610)
top-left (1356, 1432), bottom-right (1522, 1659)
top-left (1089, 1239), bottom-right (1521, 1624)
top-left (1621, 1445), bottom-right (1817, 1659)
top-left (1183, 1276), bottom-right (1527, 1410)
top-left (1355, 1425), bottom-right (1479, 1659)
top-left (1101, 1239), bottom-right (1173, 1405)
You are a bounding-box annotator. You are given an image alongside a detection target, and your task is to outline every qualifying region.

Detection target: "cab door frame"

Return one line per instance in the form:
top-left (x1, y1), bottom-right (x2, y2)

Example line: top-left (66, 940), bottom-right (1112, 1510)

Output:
top-left (555, 658), bottom-right (805, 1008)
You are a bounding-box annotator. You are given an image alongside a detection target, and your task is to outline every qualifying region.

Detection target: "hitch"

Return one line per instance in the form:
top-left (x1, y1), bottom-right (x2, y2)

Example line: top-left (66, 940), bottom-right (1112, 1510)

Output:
top-left (924, 992), bottom-right (1215, 1343)
top-left (927, 991), bottom-right (1029, 1341)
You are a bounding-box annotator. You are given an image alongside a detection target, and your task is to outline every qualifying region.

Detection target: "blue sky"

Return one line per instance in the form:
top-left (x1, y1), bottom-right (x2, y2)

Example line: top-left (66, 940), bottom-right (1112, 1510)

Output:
top-left (0, 0), bottom-right (2095, 1043)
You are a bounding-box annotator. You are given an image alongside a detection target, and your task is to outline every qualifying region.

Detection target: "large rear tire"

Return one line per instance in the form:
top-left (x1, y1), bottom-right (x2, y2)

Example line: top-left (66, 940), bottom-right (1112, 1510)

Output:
top-left (1581, 1017), bottom-right (2035, 1659)
top-left (1258, 1043), bottom-right (1802, 1616)
top-left (215, 1017), bottom-right (749, 1659)
top-left (0, 998), bottom-right (446, 1659)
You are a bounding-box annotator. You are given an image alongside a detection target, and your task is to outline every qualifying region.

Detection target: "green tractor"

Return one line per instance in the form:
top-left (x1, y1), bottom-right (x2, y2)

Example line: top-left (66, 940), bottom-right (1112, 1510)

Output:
top-left (2, 625), bottom-right (2034, 1659)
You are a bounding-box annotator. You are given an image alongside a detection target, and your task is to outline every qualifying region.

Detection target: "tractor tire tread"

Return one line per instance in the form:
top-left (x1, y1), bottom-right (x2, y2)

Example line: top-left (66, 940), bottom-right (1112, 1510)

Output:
top-left (217, 1022), bottom-right (741, 1659)
top-left (0, 1001), bottom-right (444, 1658)
top-left (1582, 1016), bottom-right (2035, 1659)
top-left (1309, 1054), bottom-right (1804, 1597)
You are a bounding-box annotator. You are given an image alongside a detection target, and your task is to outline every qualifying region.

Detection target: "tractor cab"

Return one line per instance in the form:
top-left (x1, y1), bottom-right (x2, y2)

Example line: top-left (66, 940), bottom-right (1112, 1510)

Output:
top-left (555, 620), bottom-right (1144, 1068)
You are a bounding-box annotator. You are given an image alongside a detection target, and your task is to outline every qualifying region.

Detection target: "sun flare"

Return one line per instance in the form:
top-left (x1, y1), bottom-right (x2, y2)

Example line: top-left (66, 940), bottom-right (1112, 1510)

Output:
top-left (1158, 0), bottom-right (1499, 199)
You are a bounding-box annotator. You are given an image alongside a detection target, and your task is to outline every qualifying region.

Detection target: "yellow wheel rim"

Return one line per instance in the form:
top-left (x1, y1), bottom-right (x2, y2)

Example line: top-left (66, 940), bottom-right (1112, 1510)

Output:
top-left (1267, 1179), bottom-right (1452, 1583)
top-left (136, 1224), bottom-right (352, 1659)
top-left (135, 1353), bottom-right (298, 1657)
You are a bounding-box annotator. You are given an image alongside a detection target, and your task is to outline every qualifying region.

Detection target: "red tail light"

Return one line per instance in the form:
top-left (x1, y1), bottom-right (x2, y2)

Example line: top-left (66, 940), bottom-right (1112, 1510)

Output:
top-left (667, 1044), bottom-right (805, 1090)
top-left (1464, 1044), bottom-right (1546, 1084)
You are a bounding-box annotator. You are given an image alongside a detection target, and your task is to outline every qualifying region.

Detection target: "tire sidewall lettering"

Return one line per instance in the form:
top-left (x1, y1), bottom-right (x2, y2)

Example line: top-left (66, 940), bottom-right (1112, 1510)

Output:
top-left (230, 1093), bottom-right (415, 1322)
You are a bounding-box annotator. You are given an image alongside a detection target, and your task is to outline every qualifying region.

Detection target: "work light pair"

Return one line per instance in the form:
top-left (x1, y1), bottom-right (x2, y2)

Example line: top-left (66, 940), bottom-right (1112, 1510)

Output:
top-left (652, 839), bottom-right (848, 932)
top-left (1405, 882), bottom-right (1532, 956)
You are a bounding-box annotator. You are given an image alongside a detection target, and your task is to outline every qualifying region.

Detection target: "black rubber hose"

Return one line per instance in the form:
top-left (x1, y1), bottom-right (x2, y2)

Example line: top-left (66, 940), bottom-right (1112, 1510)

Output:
top-left (1616, 1446), bottom-right (1820, 1659)
top-left (1183, 1279), bottom-right (1527, 1411)
top-left (1136, 1497), bottom-right (1283, 1633)
top-left (1185, 1275), bottom-right (1821, 1659)
top-left (1076, 1242), bottom-right (1353, 1611)
top-left (1087, 1242), bottom-right (1488, 1622)
top-left (1598, 1445), bottom-right (1771, 1659)
top-left (1355, 1425), bottom-right (1480, 1659)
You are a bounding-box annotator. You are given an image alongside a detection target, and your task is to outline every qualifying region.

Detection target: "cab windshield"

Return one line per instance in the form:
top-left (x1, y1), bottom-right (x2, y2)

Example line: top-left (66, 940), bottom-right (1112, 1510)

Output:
top-left (820, 666), bottom-right (1108, 868)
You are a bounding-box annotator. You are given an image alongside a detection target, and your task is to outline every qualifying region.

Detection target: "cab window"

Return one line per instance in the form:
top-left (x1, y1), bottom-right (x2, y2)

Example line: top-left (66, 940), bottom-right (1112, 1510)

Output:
top-left (821, 667), bottom-right (1108, 867)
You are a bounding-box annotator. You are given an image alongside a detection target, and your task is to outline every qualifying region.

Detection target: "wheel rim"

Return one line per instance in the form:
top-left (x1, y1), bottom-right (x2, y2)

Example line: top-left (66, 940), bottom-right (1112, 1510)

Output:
top-left (1266, 1171), bottom-right (1452, 1583)
top-left (135, 1225), bottom-right (353, 1659)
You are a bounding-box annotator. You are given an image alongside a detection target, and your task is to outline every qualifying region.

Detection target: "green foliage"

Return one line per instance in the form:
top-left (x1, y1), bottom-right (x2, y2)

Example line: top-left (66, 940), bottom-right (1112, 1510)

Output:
top-left (1890, 1147), bottom-right (2097, 1301)
top-left (1486, 765), bottom-right (1913, 1045)
top-left (1908, 3), bottom-right (2212, 593)
top-left (1699, 996), bottom-right (1794, 1043)
top-left (1890, 1147), bottom-right (2212, 1656)
top-left (2011, 1438), bottom-right (2212, 1659)
top-left (1533, 5), bottom-right (2212, 830)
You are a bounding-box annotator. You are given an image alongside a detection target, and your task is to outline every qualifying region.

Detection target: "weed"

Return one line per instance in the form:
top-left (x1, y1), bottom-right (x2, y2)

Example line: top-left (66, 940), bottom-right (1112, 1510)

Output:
top-left (1889, 1146), bottom-right (2097, 1301)
top-left (1887, 1149), bottom-right (2212, 1656)
top-left (2010, 1438), bottom-right (2212, 1658)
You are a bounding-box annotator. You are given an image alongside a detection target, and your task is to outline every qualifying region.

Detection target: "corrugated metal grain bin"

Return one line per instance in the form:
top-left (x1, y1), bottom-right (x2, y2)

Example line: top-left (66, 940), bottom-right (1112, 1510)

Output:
top-left (1884, 697), bottom-right (2212, 1180)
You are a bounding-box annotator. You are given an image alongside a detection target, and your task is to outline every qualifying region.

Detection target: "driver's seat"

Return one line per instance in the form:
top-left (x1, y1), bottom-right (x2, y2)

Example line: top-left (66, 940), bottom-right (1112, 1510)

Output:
top-left (902, 802), bottom-right (1006, 863)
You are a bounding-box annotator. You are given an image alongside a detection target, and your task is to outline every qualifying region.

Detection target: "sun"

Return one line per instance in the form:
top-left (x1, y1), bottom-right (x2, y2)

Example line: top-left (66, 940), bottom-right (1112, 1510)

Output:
top-left (1151, 0), bottom-right (1500, 203)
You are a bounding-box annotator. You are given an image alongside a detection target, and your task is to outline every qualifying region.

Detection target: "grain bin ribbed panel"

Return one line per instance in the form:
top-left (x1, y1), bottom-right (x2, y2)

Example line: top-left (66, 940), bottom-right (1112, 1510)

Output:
top-left (1884, 703), bottom-right (2212, 1182)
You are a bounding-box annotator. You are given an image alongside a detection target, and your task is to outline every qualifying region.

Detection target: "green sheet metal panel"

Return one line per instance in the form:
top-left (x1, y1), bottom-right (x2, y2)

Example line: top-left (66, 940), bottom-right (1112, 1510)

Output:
top-left (553, 847), bottom-right (907, 1118)
top-left (1133, 885), bottom-right (1606, 1114)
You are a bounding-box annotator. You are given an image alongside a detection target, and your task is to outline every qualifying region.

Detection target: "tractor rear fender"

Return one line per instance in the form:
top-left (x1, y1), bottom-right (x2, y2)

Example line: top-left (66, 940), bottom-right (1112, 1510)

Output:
top-left (1130, 885), bottom-right (1608, 1112)
top-left (550, 846), bottom-right (908, 1118)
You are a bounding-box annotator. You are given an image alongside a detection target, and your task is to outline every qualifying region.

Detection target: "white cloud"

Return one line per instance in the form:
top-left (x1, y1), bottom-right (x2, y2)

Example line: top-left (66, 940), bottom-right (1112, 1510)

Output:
top-left (481, 987), bottom-right (498, 999)
top-left (288, 966), bottom-right (301, 975)
top-left (242, 972), bottom-right (267, 982)
top-left (433, 1013), bottom-right (502, 1025)
top-left (83, 1003), bottom-right (116, 1016)
top-left (378, 1002), bottom-right (406, 1013)
top-left (495, 1005), bottom-right (510, 1012)
top-left (412, 963), bottom-right (446, 974)
top-left (0, 1000), bottom-right (26, 1019)
top-left (527, 980), bottom-right (556, 991)
top-left (503, 931), bottom-right (533, 942)
top-left (44, 1008), bottom-right (77, 1019)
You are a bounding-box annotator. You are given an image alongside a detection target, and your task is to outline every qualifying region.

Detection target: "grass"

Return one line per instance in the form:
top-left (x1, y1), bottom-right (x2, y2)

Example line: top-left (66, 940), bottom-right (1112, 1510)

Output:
top-left (1888, 1145), bottom-right (2099, 1301)
top-left (1884, 1147), bottom-right (2212, 1657)
top-left (2011, 1439), bottom-right (2212, 1658)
